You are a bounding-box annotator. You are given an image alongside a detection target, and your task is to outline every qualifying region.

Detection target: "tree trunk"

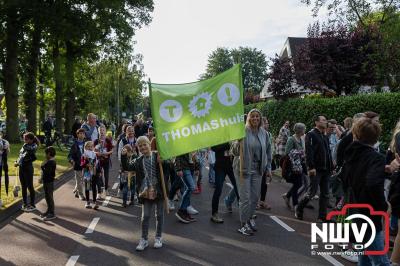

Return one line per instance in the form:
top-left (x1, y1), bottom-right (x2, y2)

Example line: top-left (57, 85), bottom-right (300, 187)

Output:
top-left (52, 40), bottom-right (63, 133)
top-left (24, 19), bottom-right (41, 133)
top-left (3, 4), bottom-right (20, 143)
top-left (38, 62), bottom-right (45, 132)
top-left (64, 40), bottom-right (75, 135)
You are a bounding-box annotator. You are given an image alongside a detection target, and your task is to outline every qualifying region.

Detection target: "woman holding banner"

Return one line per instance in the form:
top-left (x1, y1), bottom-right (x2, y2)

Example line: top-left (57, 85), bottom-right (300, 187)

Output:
top-left (234, 109), bottom-right (272, 236)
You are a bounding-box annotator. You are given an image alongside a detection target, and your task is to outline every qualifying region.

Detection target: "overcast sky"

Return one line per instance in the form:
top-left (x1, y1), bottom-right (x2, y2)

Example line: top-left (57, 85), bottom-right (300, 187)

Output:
top-left (135, 0), bottom-right (325, 84)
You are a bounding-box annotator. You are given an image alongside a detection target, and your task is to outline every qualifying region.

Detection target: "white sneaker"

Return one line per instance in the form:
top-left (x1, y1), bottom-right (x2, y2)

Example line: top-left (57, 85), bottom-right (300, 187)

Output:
top-left (85, 202), bottom-right (92, 209)
top-left (136, 238), bottom-right (149, 251)
top-left (187, 205), bottom-right (199, 215)
top-left (340, 249), bottom-right (359, 263)
top-left (96, 194), bottom-right (102, 200)
top-left (226, 182), bottom-right (234, 190)
top-left (154, 237), bottom-right (163, 249)
top-left (168, 200), bottom-right (175, 211)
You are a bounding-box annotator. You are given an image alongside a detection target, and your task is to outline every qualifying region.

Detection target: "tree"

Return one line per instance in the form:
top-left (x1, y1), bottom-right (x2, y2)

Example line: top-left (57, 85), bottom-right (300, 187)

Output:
top-left (201, 46), bottom-right (268, 93)
top-left (2, 1), bottom-right (22, 142)
top-left (200, 47), bottom-right (233, 80)
top-left (301, 0), bottom-right (400, 26)
top-left (231, 47), bottom-right (268, 93)
top-left (267, 55), bottom-right (297, 100)
top-left (293, 23), bottom-right (380, 95)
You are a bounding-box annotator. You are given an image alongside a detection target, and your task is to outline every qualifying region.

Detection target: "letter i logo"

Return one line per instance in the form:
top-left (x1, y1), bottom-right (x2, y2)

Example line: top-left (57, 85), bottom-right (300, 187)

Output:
top-left (218, 83), bottom-right (240, 106)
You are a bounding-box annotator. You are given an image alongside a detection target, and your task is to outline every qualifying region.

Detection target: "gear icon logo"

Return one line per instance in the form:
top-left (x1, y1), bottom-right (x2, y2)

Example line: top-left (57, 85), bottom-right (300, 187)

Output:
top-left (188, 92), bottom-right (212, 118)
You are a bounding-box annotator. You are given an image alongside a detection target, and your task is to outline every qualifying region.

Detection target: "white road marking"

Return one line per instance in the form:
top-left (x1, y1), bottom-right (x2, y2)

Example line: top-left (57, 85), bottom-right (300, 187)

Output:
top-left (269, 216), bottom-right (295, 232)
top-left (85, 217), bottom-right (100, 234)
top-left (102, 196), bottom-right (111, 207)
top-left (321, 255), bottom-right (344, 266)
top-left (66, 255), bottom-right (79, 266)
top-left (112, 182), bottom-right (119, 190)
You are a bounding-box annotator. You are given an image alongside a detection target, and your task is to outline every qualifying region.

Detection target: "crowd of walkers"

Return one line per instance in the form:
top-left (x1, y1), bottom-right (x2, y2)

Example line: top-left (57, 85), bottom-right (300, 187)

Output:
top-left (9, 109), bottom-right (400, 265)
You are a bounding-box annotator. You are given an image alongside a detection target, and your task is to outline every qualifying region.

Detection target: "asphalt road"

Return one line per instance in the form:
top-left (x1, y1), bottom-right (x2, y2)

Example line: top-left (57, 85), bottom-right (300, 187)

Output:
top-left (0, 155), bottom-right (352, 266)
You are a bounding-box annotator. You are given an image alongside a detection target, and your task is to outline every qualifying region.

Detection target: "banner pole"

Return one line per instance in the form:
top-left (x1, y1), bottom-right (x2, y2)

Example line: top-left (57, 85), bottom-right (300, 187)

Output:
top-left (158, 161), bottom-right (169, 214)
top-left (239, 140), bottom-right (244, 181)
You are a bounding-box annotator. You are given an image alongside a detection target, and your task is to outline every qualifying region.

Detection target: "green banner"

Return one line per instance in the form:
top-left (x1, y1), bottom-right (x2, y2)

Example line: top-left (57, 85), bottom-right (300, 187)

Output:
top-left (150, 64), bottom-right (245, 159)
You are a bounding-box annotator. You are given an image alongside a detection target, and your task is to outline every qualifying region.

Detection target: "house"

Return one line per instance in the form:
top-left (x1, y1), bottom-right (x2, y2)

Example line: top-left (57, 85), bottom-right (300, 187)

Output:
top-left (260, 37), bottom-right (312, 100)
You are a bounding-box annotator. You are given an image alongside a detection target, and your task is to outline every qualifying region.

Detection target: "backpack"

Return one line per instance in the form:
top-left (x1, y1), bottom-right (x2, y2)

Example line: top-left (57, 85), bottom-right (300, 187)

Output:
top-left (280, 155), bottom-right (293, 182)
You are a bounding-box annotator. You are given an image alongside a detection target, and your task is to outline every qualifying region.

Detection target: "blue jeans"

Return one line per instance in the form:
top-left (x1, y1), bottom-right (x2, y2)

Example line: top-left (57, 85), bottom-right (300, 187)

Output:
top-left (179, 170), bottom-right (195, 211)
top-left (212, 165), bottom-right (238, 214)
top-left (391, 214), bottom-right (398, 231)
top-left (208, 163), bottom-right (215, 183)
top-left (121, 181), bottom-right (128, 204)
top-left (358, 231), bottom-right (390, 266)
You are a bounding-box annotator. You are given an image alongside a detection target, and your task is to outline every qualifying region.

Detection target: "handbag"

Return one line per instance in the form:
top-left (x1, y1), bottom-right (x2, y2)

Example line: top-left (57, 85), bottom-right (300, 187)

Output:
top-left (13, 166), bottom-right (20, 198)
top-left (139, 155), bottom-right (157, 200)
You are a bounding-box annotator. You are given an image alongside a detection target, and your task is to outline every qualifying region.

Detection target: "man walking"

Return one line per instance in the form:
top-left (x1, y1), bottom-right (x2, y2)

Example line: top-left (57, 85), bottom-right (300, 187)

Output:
top-left (295, 115), bottom-right (333, 222)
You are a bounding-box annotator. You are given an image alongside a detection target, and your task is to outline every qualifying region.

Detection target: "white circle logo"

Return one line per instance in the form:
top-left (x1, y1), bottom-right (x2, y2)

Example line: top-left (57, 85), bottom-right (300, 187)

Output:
top-left (159, 100), bottom-right (183, 122)
top-left (217, 83), bottom-right (240, 106)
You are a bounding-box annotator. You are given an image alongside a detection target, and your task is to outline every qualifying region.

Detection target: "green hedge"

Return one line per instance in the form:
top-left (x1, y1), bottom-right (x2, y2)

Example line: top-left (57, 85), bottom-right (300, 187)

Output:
top-left (245, 93), bottom-right (400, 149)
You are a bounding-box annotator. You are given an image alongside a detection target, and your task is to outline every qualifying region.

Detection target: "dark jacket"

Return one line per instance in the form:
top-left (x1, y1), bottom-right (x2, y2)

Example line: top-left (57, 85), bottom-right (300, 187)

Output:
top-left (175, 153), bottom-right (199, 172)
top-left (305, 128), bottom-right (333, 172)
top-left (68, 140), bottom-right (85, 171)
top-left (132, 152), bottom-right (167, 203)
top-left (134, 124), bottom-right (148, 138)
top-left (336, 132), bottom-right (353, 168)
top-left (18, 143), bottom-right (37, 167)
top-left (343, 141), bottom-right (387, 232)
top-left (41, 159), bottom-right (56, 183)
top-left (121, 153), bottom-right (137, 172)
top-left (211, 143), bottom-right (232, 171)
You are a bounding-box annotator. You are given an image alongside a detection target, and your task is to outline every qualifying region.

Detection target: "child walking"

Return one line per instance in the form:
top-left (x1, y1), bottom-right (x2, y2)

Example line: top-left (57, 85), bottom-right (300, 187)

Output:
top-left (17, 132), bottom-right (39, 212)
top-left (133, 136), bottom-right (167, 251)
top-left (81, 141), bottom-right (99, 210)
top-left (40, 146), bottom-right (57, 220)
top-left (120, 144), bottom-right (138, 207)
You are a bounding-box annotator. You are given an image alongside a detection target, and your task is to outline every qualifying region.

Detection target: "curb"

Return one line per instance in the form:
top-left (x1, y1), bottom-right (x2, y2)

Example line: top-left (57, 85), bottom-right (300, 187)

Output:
top-left (0, 169), bottom-right (75, 228)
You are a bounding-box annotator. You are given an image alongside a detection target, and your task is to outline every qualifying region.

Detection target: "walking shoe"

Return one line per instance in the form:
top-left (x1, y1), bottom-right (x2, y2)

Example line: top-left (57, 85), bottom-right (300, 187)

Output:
top-left (136, 238), bottom-right (149, 251)
top-left (312, 195), bottom-right (319, 200)
top-left (25, 205), bottom-right (36, 212)
top-left (305, 204), bottom-right (314, 209)
top-left (193, 187), bottom-right (200, 194)
top-left (43, 214), bottom-right (57, 221)
top-left (122, 202), bottom-right (127, 208)
top-left (187, 205), bottom-right (199, 215)
top-left (21, 204), bottom-right (28, 212)
top-left (249, 219), bottom-right (257, 232)
top-left (85, 202), bottom-right (92, 209)
top-left (154, 237), bottom-right (163, 249)
top-left (340, 248), bottom-right (359, 263)
top-left (224, 198), bottom-right (233, 213)
top-left (96, 194), bottom-right (103, 201)
top-left (186, 213), bottom-right (196, 222)
top-left (175, 210), bottom-right (190, 224)
top-left (211, 213), bottom-right (224, 224)
top-left (226, 182), bottom-right (234, 190)
top-left (40, 212), bottom-right (48, 218)
top-left (282, 193), bottom-right (291, 209)
top-left (93, 202), bottom-right (99, 210)
top-left (79, 195), bottom-right (86, 201)
top-left (294, 205), bottom-right (303, 220)
top-left (168, 200), bottom-right (175, 211)
top-left (74, 193), bottom-right (79, 198)
top-left (238, 223), bottom-right (254, 236)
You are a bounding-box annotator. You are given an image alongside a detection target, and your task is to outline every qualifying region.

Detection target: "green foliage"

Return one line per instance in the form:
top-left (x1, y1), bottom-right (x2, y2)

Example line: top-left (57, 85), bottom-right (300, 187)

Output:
top-left (201, 46), bottom-right (267, 93)
top-left (246, 93), bottom-right (400, 147)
